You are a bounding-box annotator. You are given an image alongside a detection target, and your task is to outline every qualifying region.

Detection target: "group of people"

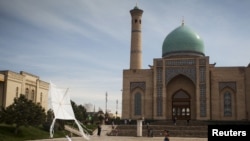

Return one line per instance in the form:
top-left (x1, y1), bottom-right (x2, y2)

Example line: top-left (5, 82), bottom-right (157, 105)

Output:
top-left (147, 122), bottom-right (170, 141)
top-left (147, 128), bottom-right (170, 141)
top-left (163, 129), bottom-right (170, 141)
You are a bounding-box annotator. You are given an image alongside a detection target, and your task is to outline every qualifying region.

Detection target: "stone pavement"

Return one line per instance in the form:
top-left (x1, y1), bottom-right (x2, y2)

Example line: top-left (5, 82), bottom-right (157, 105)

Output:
top-left (29, 124), bottom-right (207, 141)
top-left (30, 136), bottom-right (207, 141)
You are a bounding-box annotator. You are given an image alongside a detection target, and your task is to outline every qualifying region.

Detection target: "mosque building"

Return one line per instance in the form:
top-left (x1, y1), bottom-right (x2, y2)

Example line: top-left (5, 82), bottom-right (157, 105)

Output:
top-left (122, 6), bottom-right (250, 121)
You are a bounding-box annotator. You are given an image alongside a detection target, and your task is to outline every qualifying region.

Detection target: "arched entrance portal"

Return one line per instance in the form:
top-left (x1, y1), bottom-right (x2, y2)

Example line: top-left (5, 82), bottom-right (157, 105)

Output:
top-left (172, 90), bottom-right (191, 120)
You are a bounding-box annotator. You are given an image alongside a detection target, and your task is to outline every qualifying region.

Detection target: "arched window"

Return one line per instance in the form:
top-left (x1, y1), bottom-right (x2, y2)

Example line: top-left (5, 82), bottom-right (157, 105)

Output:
top-left (40, 92), bottom-right (43, 103)
top-left (31, 90), bottom-right (35, 101)
top-left (186, 108), bottom-right (190, 115)
top-left (16, 87), bottom-right (19, 98)
top-left (224, 91), bottom-right (232, 116)
top-left (25, 88), bottom-right (29, 98)
top-left (134, 92), bottom-right (141, 115)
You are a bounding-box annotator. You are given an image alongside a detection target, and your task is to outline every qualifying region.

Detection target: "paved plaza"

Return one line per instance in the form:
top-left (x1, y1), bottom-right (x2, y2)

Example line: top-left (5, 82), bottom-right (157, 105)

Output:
top-left (30, 136), bottom-right (207, 141)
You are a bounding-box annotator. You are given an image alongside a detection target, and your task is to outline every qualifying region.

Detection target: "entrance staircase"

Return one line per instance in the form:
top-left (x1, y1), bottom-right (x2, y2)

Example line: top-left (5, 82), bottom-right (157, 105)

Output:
top-left (108, 120), bottom-right (208, 138)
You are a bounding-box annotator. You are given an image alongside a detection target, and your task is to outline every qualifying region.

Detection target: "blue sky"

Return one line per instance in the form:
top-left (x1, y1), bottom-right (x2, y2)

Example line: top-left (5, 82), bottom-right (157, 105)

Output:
top-left (1, 0), bottom-right (250, 115)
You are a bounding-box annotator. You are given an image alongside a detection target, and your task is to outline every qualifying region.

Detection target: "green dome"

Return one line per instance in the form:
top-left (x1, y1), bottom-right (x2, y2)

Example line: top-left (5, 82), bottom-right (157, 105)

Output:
top-left (162, 25), bottom-right (205, 57)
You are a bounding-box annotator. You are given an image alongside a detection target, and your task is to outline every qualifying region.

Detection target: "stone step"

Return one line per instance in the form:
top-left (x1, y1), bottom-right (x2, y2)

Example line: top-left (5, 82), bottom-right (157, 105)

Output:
top-left (113, 129), bottom-right (207, 137)
top-left (149, 120), bottom-right (208, 126)
top-left (117, 125), bottom-right (207, 130)
top-left (114, 128), bottom-right (207, 136)
top-left (110, 120), bottom-right (208, 138)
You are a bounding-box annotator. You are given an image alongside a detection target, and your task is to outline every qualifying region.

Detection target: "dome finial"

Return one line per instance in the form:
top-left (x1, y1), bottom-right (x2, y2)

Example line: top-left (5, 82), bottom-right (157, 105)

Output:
top-left (134, 0), bottom-right (139, 9)
top-left (181, 16), bottom-right (184, 26)
top-left (182, 16), bottom-right (185, 26)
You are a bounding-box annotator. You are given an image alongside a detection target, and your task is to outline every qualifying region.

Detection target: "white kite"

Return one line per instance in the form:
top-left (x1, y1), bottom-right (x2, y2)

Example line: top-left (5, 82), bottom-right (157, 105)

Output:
top-left (49, 82), bottom-right (90, 140)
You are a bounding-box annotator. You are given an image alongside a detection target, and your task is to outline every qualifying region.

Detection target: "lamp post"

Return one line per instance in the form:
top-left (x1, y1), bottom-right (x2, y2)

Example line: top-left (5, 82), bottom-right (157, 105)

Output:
top-left (105, 92), bottom-right (107, 115)
top-left (116, 99), bottom-right (118, 118)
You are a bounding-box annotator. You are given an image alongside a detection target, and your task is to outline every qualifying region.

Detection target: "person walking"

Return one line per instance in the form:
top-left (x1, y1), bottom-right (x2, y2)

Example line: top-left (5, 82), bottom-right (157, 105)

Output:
top-left (149, 128), bottom-right (154, 137)
top-left (163, 130), bottom-right (170, 141)
top-left (173, 117), bottom-right (177, 125)
top-left (97, 123), bottom-right (102, 136)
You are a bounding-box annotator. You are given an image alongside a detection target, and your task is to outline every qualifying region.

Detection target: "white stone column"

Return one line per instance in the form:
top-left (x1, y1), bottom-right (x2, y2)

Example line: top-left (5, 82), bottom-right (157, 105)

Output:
top-left (137, 119), bottom-right (143, 137)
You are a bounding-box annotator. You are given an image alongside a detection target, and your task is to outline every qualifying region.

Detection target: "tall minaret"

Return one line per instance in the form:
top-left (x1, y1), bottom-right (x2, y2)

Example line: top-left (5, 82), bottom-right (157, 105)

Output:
top-left (129, 5), bottom-right (143, 69)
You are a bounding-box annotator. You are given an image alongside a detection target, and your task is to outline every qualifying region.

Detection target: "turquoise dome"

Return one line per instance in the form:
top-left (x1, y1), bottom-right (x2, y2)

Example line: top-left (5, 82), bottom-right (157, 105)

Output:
top-left (162, 25), bottom-right (205, 57)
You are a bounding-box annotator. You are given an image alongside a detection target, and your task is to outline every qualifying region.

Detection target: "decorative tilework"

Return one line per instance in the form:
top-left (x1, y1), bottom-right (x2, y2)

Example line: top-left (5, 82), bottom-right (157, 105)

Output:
top-left (219, 82), bottom-right (236, 92)
top-left (199, 67), bottom-right (206, 83)
top-left (166, 67), bottom-right (196, 84)
top-left (166, 59), bottom-right (195, 66)
top-left (199, 59), bottom-right (206, 65)
top-left (200, 84), bottom-right (206, 117)
top-left (156, 60), bottom-right (163, 66)
top-left (130, 82), bottom-right (145, 92)
top-left (157, 86), bottom-right (163, 116)
top-left (157, 68), bottom-right (163, 83)
top-left (131, 50), bottom-right (142, 53)
top-left (156, 67), bottom-right (163, 116)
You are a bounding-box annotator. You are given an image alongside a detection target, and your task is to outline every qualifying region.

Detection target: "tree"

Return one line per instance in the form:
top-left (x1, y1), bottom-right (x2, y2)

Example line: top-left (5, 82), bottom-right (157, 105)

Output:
top-left (97, 109), bottom-right (105, 124)
top-left (0, 94), bottom-right (46, 134)
top-left (46, 108), bottom-right (54, 122)
top-left (71, 100), bottom-right (87, 123)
